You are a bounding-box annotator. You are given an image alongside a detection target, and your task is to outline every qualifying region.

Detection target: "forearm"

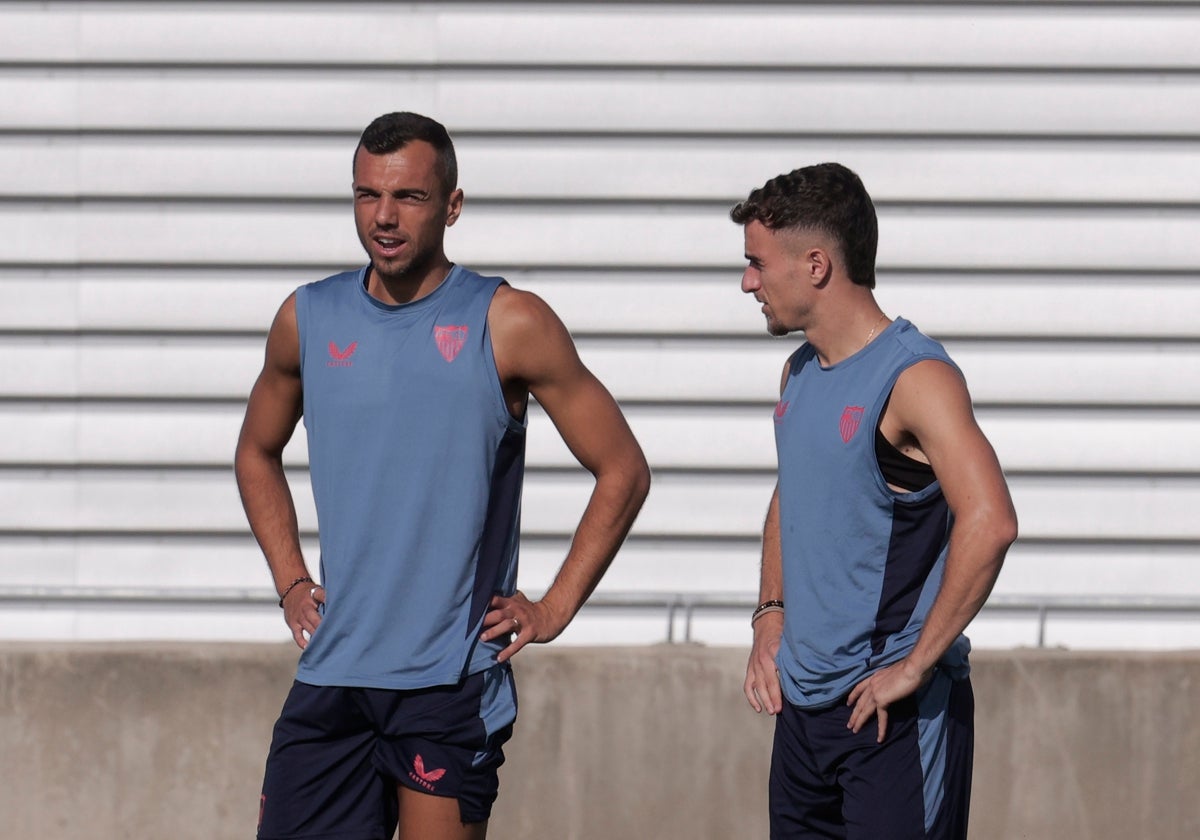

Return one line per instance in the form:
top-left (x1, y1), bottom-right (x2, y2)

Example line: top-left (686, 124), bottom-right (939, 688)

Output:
top-left (757, 487), bottom-right (783, 604)
top-left (539, 458), bottom-right (650, 627)
top-left (235, 445), bottom-right (310, 595)
top-left (905, 510), bottom-right (1016, 673)
top-left (745, 486), bottom-right (785, 714)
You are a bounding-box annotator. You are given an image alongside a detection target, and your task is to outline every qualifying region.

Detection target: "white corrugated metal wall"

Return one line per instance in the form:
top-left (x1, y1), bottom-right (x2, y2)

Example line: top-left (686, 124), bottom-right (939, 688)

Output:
top-left (1, 1), bottom-right (1198, 647)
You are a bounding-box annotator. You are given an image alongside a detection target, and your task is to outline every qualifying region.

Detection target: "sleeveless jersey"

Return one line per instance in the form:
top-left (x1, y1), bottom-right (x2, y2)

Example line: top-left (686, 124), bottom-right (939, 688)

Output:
top-left (772, 318), bottom-right (970, 709)
top-left (293, 265), bottom-right (526, 689)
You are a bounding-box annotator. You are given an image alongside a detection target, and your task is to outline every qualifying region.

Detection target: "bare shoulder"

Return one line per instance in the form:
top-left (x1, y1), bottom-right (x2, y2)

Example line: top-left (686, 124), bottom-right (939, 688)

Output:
top-left (888, 357), bottom-right (986, 467)
top-left (488, 284), bottom-right (566, 335)
top-left (271, 291), bottom-right (299, 334)
top-left (892, 358), bottom-right (970, 417)
top-left (265, 291), bottom-right (301, 376)
top-left (488, 284), bottom-right (580, 382)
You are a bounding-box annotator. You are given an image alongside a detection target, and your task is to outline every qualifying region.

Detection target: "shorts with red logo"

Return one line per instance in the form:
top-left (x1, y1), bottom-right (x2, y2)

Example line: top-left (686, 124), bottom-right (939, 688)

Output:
top-left (769, 669), bottom-right (973, 839)
top-left (257, 662), bottom-right (516, 839)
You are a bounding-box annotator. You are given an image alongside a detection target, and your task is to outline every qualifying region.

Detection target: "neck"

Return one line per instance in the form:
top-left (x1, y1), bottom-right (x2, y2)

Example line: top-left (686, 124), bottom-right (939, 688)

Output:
top-left (805, 297), bottom-right (888, 367)
top-left (366, 255), bottom-right (453, 305)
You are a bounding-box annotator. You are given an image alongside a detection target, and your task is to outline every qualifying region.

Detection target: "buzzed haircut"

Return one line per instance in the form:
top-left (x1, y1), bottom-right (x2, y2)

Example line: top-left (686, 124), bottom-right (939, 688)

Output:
top-left (355, 111), bottom-right (458, 196)
top-left (730, 163), bottom-right (879, 289)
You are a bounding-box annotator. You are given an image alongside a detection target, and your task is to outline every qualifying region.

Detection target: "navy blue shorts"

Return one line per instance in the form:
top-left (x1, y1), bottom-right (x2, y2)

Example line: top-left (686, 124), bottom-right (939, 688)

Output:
top-left (769, 670), bottom-right (973, 839)
top-left (258, 663), bottom-right (517, 840)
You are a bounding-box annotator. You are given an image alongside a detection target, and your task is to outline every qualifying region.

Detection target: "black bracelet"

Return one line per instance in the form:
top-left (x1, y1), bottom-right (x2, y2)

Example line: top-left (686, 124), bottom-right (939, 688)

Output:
top-left (278, 576), bottom-right (314, 608)
top-left (752, 599), bottom-right (785, 619)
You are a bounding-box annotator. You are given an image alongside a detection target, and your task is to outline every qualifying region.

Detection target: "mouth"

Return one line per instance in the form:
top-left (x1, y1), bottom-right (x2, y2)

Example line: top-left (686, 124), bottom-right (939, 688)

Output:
top-left (372, 235), bottom-right (406, 258)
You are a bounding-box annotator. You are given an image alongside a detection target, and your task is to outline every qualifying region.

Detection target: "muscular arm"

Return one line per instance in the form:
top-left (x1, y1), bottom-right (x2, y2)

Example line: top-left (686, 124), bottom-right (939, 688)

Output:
top-left (479, 286), bottom-right (651, 661)
top-left (847, 359), bottom-right (1018, 740)
top-left (744, 358), bottom-right (792, 714)
top-left (234, 294), bottom-right (324, 649)
top-left (744, 484), bottom-right (785, 714)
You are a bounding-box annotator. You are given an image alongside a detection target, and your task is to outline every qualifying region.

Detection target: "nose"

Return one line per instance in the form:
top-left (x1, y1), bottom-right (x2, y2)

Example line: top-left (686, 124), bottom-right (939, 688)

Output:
top-left (741, 268), bottom-right (760, 295)
top-left (374, 194), bottom-right (398, 228)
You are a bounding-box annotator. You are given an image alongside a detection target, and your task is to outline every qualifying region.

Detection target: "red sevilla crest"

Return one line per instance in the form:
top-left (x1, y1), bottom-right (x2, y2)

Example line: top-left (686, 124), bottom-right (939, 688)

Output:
top-left (839, 406), bottom-right (865, 443)
top-left (434, 325), bottom-right (468, 362)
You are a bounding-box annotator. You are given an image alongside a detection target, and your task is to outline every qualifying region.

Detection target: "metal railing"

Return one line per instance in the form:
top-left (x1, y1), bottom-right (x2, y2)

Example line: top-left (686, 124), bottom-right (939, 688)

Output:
top-left (3, 586), bottom-right (1200, 648)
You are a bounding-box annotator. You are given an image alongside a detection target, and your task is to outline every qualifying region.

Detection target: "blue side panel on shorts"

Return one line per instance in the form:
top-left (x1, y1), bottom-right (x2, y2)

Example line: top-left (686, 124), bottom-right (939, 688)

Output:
top-left (769, 672), bottom-right (974, 839)
top-left (917, 670), bottom-right (954, 832)
top-left (474, 662), bottom-right (519, 760)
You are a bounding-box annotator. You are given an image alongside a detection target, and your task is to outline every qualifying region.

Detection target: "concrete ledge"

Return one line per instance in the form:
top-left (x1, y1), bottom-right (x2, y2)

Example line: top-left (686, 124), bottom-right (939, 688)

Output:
top-left (0, 644), bottom-right (1196, 839)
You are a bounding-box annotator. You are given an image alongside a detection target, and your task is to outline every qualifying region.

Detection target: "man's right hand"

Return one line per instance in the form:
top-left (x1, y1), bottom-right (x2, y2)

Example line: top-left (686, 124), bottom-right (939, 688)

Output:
top-left (744, 611), bottom-right (784, 714)
top-left (282, 583), bottom-right (324, 650)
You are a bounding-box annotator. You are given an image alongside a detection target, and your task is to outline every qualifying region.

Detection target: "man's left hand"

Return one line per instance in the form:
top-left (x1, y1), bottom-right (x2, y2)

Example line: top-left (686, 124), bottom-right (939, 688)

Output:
top-left (480, 591), bottom-right (565, 663)
top-left (846, 659), bottom-right (931, 743)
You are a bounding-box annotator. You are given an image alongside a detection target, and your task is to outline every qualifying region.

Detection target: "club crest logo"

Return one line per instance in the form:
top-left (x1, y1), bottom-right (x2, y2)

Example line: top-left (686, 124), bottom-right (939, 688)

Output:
top-left (434, 325), bottom-right (468, 363)
top-left (773, 400), bottom-right (789, 425)
top-left (839, 406), bottom-right (865, 443)
top-left (327, 340), bottom-right (358, 367)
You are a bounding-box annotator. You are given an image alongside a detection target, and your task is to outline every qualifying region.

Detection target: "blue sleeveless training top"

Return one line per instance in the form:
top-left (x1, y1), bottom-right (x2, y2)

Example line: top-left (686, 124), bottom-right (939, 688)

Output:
top-left (772, 318), bottom-right (970, 709)
top-left (293, 265), bottom-right (526, 689)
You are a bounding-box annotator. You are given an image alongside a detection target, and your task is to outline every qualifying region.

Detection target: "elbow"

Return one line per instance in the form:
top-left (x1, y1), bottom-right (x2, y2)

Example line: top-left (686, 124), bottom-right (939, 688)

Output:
top-left (998, 506), bottom-right (1019, 551)
top-left (634, 459), bottom-right (652, 508)
top-left (233, 435), bottom-right (259, 480)
top-left (623, 448), bottom-right (652, 511)
top-left (985, 506), bottom-right (1019, 559)
top-left (233, 442), bottom-right (257, 493)
top-left (623, 449), bottom-right (653, 516)
top-left (234, 436), bottom-right (282, 489)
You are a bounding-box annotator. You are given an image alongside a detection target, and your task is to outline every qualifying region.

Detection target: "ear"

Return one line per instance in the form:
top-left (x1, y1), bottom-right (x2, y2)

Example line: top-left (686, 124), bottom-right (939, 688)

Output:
top-left (445, 189), bottom-right (465, 227)
top-left (805, 246), bottom-right (833, 287)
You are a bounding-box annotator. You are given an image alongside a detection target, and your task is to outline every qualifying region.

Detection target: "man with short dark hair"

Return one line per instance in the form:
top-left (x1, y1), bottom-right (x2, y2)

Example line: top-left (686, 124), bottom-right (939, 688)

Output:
top-left (733, 163), bottom-right (1018, 839)
top-left (236, 111), bottom-right (651, 840)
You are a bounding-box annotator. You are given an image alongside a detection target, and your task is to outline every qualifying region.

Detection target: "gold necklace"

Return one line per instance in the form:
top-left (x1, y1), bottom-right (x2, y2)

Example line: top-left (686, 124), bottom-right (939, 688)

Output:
top-left (864, 312), bottom-right (887, 348)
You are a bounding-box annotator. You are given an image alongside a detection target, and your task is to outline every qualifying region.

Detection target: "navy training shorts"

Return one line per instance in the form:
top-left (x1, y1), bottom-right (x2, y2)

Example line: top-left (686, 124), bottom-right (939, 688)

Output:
top-left (258, 662), bottom-right (517, 840)
top-left (769, 669), bottom-right (974, 839)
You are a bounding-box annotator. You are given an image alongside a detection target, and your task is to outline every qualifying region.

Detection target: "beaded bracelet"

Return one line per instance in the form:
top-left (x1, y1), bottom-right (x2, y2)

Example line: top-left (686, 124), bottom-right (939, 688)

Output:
top-left (278, 576), bottom-right (314, 608)
top-left (751, 599), bottom-right (785, 625)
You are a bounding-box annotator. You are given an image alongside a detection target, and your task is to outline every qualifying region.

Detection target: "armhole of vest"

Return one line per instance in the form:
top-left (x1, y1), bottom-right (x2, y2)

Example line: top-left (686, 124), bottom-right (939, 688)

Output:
top-left (294, 285), bottom-right (309, 378)
top-left (871, 352), bottom-right (953, 497)
top-left (482, 280), bottom-right (526, 432)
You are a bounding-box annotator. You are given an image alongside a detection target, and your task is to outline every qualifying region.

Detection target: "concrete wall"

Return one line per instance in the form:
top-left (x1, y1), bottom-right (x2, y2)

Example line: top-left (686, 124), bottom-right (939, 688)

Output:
top-left (1, 644), bottom-right (1196, 839)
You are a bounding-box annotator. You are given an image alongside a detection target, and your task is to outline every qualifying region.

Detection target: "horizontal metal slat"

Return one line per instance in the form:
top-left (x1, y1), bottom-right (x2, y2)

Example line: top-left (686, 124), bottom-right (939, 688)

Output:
top-left (4, 136), bottom-right (1199, 204)
top-left (4, 5), bottom-right (1198, 70)
top-left (3, 204), bottom-right (1199, 271)
top-left (4, 270), bottom-right (1200, 340)
top-left (4, 73), bottom-right (1199, 136)
top-left (2, 470), bottom-right (1198, 542)
top-left (1, 336), bottom-right (1197, 407)
top-left (2, 403), bottom-right (1199, 475)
